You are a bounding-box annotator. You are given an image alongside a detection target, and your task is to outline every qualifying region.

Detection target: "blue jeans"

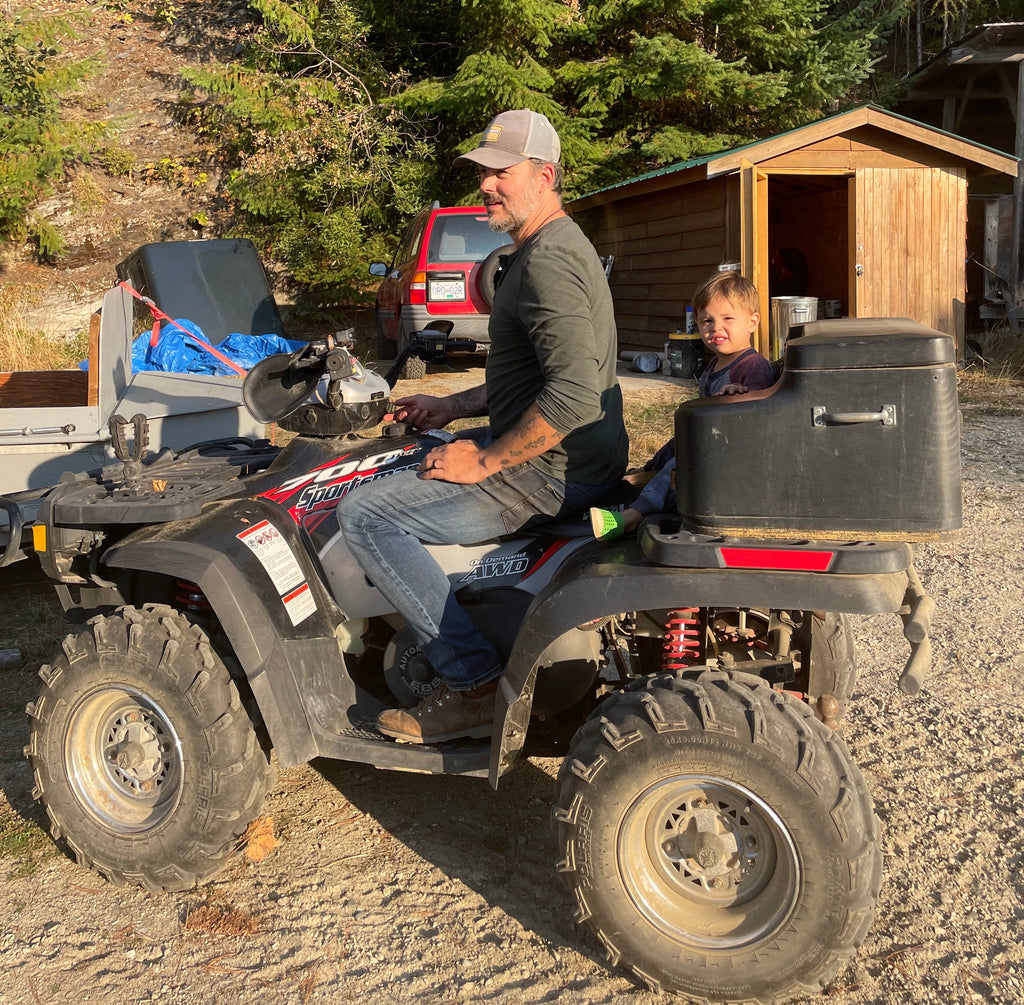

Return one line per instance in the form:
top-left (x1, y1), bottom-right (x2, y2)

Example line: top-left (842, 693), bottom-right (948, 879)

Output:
top-left (337, 429), bottom-right (615, 690)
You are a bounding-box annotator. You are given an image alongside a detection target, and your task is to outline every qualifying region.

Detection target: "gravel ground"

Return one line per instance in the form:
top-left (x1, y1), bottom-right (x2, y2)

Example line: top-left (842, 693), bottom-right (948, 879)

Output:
top-left (1, 411), bottom-right (1022, 1005)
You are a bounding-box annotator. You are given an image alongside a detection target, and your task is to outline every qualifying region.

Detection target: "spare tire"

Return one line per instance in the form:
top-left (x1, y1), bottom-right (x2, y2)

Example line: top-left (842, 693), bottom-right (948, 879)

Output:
top-left (476, 247), bottom-right (507, 309)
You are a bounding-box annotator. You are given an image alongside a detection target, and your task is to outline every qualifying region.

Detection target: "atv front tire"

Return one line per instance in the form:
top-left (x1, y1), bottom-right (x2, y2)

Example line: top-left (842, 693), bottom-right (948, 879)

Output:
top-left (26, 606), bottom-right (272, 892)
top-left (553, 670), bottom-right (881, 1002)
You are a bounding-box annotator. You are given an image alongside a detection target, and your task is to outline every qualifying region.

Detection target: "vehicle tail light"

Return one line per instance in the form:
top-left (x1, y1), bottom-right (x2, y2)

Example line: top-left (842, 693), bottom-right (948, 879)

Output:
top-left (409, 270), bottom-right (427, 305)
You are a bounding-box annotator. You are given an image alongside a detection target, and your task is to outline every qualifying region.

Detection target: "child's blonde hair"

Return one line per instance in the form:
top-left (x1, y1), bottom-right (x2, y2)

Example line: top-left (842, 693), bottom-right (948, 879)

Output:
top-left (693, 271), bottom-right (760, 315)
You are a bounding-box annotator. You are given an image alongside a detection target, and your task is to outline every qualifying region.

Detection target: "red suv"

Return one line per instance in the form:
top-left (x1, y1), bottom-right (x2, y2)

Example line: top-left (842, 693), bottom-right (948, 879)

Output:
top-left (369, 204), bottom-right (513, 377)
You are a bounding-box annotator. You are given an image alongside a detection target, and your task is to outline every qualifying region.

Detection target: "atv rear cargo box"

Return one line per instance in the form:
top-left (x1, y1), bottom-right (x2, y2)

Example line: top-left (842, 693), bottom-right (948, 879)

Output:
top-left (674, 317), bottom-right (961, 540)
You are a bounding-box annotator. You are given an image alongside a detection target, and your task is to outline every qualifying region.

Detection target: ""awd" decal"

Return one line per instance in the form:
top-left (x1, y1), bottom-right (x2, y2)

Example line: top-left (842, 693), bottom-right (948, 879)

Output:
top-left (461, 552), bottom-right (530, 583)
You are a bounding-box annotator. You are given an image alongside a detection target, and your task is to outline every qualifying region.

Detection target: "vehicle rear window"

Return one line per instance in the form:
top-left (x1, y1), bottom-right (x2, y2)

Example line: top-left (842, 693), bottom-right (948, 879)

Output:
top-left (427, 214), bottom-right (513, 263)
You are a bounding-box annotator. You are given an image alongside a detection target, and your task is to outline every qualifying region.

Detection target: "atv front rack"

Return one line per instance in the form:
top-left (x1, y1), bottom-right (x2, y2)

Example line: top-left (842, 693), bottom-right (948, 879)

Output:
top-left (43, 440), bottom-right (280, 526)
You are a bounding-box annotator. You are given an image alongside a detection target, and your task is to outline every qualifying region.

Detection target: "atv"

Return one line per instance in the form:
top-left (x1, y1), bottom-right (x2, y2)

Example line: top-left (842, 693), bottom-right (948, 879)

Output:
top-left (18, 318), bottom-right (959, 1004)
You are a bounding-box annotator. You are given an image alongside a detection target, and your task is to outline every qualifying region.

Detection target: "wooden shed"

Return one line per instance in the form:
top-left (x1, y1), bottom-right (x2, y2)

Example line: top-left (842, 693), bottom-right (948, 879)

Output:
top-left (569, 105), bottom-right (1017, 357)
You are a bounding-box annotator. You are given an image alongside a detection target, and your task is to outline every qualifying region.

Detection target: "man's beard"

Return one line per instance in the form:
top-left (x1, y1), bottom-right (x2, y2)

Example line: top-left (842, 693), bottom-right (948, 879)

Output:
top-left (486, 189), bottom-right (540, 234)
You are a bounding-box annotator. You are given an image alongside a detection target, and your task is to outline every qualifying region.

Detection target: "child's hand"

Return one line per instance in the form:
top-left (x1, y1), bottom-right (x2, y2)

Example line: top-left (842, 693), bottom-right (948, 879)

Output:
top-left (714, 383), bottom-right (750, 396)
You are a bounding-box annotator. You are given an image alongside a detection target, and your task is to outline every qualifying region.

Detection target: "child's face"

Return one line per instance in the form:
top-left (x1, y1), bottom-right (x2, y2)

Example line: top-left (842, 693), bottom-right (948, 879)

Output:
top-left (697, 293), bottom-right (759, 360)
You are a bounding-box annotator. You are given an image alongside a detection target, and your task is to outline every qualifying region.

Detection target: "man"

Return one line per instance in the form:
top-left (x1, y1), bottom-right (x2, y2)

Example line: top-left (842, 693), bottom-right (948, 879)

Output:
top-left (338, 109), bottom-right (628, 744)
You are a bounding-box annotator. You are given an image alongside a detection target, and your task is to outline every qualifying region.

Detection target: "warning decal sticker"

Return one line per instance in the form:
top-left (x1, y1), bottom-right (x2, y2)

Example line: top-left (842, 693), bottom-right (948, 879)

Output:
top-left (281, 582), bottom-right (317, 627)
top-left (236, 520), bottom-right (316, 625)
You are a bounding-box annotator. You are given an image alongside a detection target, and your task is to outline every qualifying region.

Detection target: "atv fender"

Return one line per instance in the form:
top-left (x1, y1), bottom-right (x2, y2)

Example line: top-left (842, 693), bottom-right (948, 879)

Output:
top-left (489, 537), bottom-right (911, 785)
top-left (102, 500), bottom-right (350, 767)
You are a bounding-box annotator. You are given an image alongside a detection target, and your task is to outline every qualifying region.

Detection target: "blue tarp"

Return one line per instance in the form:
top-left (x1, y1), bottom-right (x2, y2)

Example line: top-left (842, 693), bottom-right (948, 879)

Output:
top-left (131, 320), bottom-right (305, 376)
top-left (79, 320), bottom-right (305, 376)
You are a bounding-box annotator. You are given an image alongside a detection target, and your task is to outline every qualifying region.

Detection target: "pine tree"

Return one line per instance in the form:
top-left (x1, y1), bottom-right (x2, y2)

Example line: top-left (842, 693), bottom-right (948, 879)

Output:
top-left (182, 0), bottom-right (432, 306)
top-left (0, 14), bottom-right (100, 259)
top-left (560, 0), bottom-right (892, 186)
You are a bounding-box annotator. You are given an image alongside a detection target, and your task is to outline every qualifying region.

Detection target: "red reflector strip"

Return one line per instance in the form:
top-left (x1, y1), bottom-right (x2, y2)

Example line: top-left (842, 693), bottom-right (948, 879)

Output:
top-left (720, 547), bottom-right (834, 572)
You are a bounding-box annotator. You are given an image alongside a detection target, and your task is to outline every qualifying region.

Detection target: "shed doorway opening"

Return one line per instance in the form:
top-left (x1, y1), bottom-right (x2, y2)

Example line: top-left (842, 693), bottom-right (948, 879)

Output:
top-left (766, 173), bottom-right (851, 331)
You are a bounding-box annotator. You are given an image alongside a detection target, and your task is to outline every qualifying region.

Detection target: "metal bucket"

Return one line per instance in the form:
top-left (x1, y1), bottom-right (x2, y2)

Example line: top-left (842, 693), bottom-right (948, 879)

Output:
top-left (770, 296), bottom-right (818, 359)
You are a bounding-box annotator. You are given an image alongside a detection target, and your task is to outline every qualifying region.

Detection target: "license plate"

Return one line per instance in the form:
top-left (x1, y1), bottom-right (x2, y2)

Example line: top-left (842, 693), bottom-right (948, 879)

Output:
top-left (429, 279), bottom-right (465, 301)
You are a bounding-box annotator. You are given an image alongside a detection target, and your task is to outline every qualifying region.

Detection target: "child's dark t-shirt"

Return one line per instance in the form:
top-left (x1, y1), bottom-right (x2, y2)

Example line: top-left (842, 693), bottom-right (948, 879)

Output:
top-left (698, 347), bottom-right (774, 397)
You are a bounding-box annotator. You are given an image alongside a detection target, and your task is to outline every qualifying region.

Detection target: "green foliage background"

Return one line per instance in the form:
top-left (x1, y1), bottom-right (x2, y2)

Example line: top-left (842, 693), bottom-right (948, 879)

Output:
top-left (0, 12), bottom-right (101, 259)
top-left (2, 0), bottom-right (1018, 303)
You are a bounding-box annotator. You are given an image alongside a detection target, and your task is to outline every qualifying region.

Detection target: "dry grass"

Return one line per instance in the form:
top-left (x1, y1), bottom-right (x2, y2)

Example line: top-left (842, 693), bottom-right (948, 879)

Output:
top-left (622, 389), bottom-right (691, 467)
top-left (0, 284), bottom-right (90, 373)
top-left (185, 902), bottom-right (265, 937)
top-left (960, 326), bottom-right (1024, 415)
top-left (0, 566), bottom-right (67, 665)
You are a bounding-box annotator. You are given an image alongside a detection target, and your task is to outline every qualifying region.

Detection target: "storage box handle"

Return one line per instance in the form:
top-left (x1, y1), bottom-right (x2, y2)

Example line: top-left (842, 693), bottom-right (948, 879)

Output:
top-left (812, 404), bottom-right (896, 427)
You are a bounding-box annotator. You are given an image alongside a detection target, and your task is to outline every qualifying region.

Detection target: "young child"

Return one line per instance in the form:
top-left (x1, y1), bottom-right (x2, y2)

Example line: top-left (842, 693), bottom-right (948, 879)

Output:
top-left (590, 272), bottom-right (775, 539)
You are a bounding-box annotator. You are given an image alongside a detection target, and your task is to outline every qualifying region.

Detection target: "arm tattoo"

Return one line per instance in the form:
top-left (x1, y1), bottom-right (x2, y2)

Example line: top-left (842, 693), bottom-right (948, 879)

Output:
top-left (493, 410), bottom-right (560, 467)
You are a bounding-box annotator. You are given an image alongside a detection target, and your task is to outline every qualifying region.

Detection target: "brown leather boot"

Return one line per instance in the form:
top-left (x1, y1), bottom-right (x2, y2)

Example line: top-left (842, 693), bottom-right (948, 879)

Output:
top-left (377, 679), bottom-right (498, 744)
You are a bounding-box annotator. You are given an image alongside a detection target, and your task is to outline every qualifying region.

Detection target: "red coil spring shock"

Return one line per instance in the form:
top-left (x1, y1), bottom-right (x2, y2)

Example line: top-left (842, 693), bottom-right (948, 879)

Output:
top-left (663, 608), bottom-right (702, 670)
top-left (175, 579), bottom-right (212, 613)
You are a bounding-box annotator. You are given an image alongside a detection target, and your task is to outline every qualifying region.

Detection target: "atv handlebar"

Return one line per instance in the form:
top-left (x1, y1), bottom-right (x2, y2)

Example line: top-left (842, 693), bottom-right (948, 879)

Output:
top-left (383, 324), bottom-right (477, 387)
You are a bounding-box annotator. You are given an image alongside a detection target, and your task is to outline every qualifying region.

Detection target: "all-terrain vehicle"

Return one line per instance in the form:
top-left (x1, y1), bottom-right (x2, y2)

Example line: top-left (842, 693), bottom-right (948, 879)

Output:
top-left (17, 318), bottom-right (959, 1004)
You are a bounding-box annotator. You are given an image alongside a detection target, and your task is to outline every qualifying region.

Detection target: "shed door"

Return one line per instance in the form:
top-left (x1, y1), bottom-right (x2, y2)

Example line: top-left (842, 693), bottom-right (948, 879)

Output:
top-left (851, 167), bottom-right (967, 346)
top-left (740, 160), bottom-right (770, 356)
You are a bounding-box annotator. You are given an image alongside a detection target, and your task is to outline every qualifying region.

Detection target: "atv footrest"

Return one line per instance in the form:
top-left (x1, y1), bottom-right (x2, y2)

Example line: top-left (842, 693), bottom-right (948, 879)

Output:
top-left (317, 718), bottom-right (492, 777)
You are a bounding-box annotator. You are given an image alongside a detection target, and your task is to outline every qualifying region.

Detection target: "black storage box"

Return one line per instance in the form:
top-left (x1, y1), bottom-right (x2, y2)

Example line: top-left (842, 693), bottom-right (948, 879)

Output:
top-left (674, 318), bottom-right (962, 540)
top-left (116, 239), bottom-right (284, 344)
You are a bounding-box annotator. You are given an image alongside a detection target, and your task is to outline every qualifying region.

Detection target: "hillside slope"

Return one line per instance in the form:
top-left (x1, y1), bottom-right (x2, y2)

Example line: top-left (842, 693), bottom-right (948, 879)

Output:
top-left (3, 0), bottom-right (257, 336)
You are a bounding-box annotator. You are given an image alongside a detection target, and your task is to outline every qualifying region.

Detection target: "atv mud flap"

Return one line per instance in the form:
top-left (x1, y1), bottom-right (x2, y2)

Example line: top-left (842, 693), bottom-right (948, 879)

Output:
top-left (489, 534), bottom-right (923, 786)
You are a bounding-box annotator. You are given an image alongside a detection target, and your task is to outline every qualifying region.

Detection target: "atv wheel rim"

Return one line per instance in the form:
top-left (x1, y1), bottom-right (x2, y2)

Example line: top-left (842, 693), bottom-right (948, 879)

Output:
top-left (617, 775), bottom-right (800, 951)
top-left (65, 686), bottom-right (183, 834)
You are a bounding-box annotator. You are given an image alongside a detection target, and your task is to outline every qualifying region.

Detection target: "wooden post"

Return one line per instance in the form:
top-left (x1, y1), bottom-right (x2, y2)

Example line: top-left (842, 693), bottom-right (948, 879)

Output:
top-left (1015, 61), bottom-right (1024, 299)
top-left (87, 309), bottom-right (101, 407)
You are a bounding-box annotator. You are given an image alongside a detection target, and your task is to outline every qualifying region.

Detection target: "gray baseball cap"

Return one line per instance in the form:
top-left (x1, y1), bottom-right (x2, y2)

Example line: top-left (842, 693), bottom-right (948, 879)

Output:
top-left (455, 109), bottom-right (561, 169)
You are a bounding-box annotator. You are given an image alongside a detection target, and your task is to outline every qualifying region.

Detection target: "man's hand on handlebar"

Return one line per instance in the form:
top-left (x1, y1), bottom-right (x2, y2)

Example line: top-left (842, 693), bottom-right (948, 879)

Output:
top-left (391, 394), bottom-right (454, 431)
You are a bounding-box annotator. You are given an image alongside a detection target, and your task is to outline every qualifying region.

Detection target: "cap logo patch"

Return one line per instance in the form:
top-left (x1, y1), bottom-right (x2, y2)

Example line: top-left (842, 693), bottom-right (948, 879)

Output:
top-left (483, 124), bottom-right (503, 144)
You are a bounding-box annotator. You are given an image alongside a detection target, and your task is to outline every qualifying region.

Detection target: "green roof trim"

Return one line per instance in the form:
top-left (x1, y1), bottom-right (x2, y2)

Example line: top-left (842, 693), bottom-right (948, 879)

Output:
top-left (572, 103), bottom-right (1017, 204)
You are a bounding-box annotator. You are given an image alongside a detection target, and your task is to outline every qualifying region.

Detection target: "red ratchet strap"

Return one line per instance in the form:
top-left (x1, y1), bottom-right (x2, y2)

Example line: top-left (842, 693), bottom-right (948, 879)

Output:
top-left (118, 281), bottom-right (248, 377)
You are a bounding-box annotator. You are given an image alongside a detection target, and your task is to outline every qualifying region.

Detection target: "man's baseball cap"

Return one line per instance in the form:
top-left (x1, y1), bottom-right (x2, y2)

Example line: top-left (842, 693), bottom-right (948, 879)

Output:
top-left (455, 109), bottom-right (561, 169)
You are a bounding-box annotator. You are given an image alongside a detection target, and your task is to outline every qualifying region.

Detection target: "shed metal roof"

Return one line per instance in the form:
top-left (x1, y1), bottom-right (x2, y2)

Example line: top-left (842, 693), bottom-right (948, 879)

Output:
top-left (571, 103), bottom-right (1017, 212)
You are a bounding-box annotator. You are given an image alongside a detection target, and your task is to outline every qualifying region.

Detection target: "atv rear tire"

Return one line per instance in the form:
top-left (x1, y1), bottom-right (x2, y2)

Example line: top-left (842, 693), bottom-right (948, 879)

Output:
top-left (25, 606), bottom-right (272, 892)
top-left (553, 670), bottom-right (881, 1002)
top-left (804, 610), bottom-right (857, 719)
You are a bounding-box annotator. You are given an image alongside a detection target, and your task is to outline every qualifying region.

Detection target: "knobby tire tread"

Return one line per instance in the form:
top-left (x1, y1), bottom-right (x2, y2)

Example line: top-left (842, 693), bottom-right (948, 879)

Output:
top-left (25, 605), bottom-right (273, 893)
top-left (552, 669), bottom-right (881, 1003)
